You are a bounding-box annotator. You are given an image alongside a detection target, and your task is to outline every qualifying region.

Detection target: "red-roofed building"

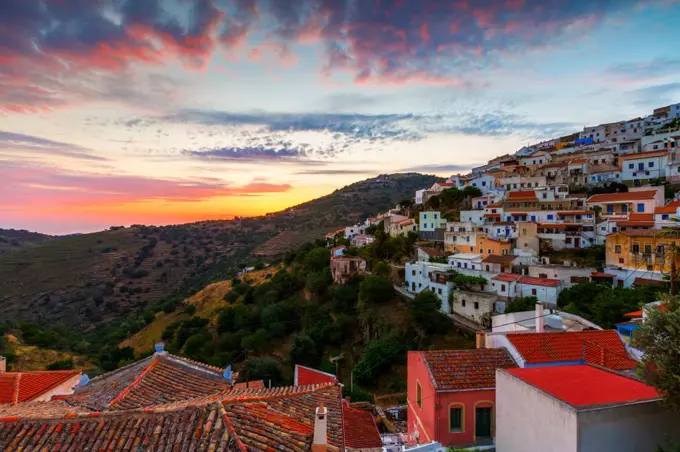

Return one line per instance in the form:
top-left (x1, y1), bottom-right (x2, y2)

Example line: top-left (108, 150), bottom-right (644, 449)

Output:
top-left (294, 365), bottom-right (338, 386)
top-left (407, 349), bottom-right (517, 447)
top-left (0, 370), bottom-right (81, 405)
top-left (587, 189), bottom-right (663, 219)
top-left (497, 365), bottom-right (680, 452)
top-left (342, 400), bottom-right (383, 451)
top-left (499, 330), bottom-right (637, 370)
top-left (516, 276), bottom-right (564, 306)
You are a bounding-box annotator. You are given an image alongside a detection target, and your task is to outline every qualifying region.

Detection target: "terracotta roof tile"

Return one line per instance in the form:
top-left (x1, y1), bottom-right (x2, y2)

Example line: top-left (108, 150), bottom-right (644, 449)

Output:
top-left (420, 349), bottom-right (517, 390)
top-left (482, 254), bottom-right (517, 264)
top-left (507, 191), bottom-right (538, 201)
top-left (619, 150), bottom-right (669, 160)
top-left (492, 273), bottom-right (522, 282)
top-left (506, 330), bottom-right (637, 370)
top-left (655, 200), bottom-right (680, 214)
top-left (588, 190), bottom-right (658, 203)
top-left (343, 400), bottom-right (383, 449)
top-left (0, 371), bottom-right (80, 405)
top-left (518, 276), bottom-right (562, 287)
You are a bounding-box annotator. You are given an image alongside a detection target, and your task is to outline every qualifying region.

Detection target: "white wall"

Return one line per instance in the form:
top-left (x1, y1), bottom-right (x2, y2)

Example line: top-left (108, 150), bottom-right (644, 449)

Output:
top-left (496, 370), bottom-right (578, 452)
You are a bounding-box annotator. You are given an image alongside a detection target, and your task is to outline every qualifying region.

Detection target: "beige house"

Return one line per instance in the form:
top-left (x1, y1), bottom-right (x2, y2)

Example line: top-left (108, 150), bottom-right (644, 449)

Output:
top-left (331, 256), bottom-right (367, 284)
top-left (452, 290), bottom-right (496, 328)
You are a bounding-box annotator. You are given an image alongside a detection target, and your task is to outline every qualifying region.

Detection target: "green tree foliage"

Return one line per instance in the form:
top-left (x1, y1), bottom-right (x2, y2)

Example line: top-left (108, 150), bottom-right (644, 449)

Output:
top-left (353, 338), bottom-right (405, 385)
top-left (302, 247), bottom-right (331, 273)
top-left (306, 268), bottom-right (332, 296)
top-left (558, 283), bottom-right (660, 329)
top-left (241, 328), bottom-right (269, 354)
top-left (331, 284), bottom-right (357, 312)
top-left (636, 297), bottom-right (680, 411)
top-left (373, 261), bottom-right (390, 277)
top-left (239, 356), bottom-right (283, 386)
top-left (408, 291), bottom-right (449, 334)
top-left (428, 256), bottom-right (449, 264)
top-left (46, 359), bottom-right (74, 370)
top-left (358, 276), bottom-right (394, 308)
top-left (289, 334), bottom-right (318, 367)
top-left (504, 296), bottom-right (539, 314)
top-left (454, 274), bottom-right (487, 290)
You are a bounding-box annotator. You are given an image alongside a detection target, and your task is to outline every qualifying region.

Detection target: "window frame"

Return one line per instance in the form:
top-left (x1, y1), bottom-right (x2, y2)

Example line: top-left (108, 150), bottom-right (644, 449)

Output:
top-left (448, 403), bottom-right (465, 433)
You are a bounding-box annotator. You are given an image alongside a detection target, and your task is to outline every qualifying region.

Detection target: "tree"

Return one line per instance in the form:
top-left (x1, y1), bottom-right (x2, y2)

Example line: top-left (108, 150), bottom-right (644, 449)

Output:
top-left (289, 334), bottom-right (318, 367)
top-left (331, 284), bottom-right (357, 311)
top-left (305, 268), bottom-right (331, 296)
top-left (302, 248), bottom-right (331, 274)
top-left (636, 296), bottom-right (680, 411)
top-left (353, 338), bottom-right (404, 385)
top-left (373, 261), bottom-right (390, 277)
top-left (409, 291), bottom-right (449, 334)
top-left (454, 274), bottom-right (487, 290)
top-left (504, 296), bottom-right (539, 314)
top-left (239, 356), bottom-right (283, 386)
top-left (358, 276), bottom-right (393, 308)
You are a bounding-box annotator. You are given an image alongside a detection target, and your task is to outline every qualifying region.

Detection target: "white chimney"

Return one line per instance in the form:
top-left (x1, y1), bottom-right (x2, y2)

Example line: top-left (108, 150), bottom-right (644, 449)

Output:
top-left (312, 404), bottom-right (328, 450)
top-left (0, 356), bottom-right (6, 373)
top-left (536, 302), bottom-right (545, 333)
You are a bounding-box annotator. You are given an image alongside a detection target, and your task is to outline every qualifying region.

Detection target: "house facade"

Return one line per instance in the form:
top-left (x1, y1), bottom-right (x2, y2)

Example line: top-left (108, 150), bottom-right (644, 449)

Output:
top-left (407, 349), bottom-right (517, 448)
top-left (620, 150), bottom-right (669, 186)
top-left (419, 211), bottom-right (447, 241)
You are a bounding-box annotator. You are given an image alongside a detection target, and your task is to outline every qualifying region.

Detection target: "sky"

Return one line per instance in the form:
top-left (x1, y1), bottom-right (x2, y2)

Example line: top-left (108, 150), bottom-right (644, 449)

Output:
top-left (2, 0), bottom-right (680, 234)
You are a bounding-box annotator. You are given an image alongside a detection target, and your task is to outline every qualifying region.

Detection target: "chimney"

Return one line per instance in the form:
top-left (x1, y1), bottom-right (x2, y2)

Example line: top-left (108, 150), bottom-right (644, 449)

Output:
top-left (312, 404), bottom-right (328, 451)
top-left (536, 302), bottom-right (545, 333)
top-left (476, 331), bottom-right (486, 349)
top-left (0, 356), bottom-right (5, 373)
top-left (154, 342), bottom-right (166, 354)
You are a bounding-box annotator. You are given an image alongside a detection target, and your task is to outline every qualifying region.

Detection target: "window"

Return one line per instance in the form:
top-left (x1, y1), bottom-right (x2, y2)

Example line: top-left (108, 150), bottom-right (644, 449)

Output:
top-left (412, 270), bottom-right (416, 276)
top-left (629, 163), bottom-right (634, 169)
top-left (539, 273), bottom-right (548, 278)
top-left (615, 245), bottom-right (621, 254)
top-left (438, 288), bottom-right (442, 295)
top-left (637, 203), bottom-right (644, 213)
top-left (607, 205), bottom-right (614, 213)
top-left (462, 299), bottom-right (466, 307)
top-left (416, 382), bottom-right (422, 408)
top-left (488, 249), bottom-right (492, 255)
top-left (644, 245), bottom-right (652, 255)
top-left (474, 302), bottom-right (479, 310)
top-left (632, 244), bottom-right (640, 253)
top-left (547, 214), bottom-right (554, 220)
top-left (663, 214), bottom-right (669, 220)
top-left (501, 284), bottom-right (506, 291)
top-left (619, 258), bottom-right (624, 264)
top-left (532, 288), bottom-right (537, 295)
top-left (449, 406), bottom-right (463, 433)
top-left (638, 162), bottom-right (644, 171)
top-left (434, 213), bottom-right (438, 219)
top-left (482, 181), bottom-right (486, 186)
top-left (622, 204), bottom-right (628, 213)
top-left (423, 214), bottom-right (427, 219)
top-left (649, 161), bottom-right (655, 168)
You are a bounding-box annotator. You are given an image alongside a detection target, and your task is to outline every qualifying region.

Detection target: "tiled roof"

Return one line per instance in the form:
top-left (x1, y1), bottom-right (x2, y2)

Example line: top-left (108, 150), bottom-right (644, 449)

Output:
top-left (69, 354), bottom-right (230, 411)
top-left (620, 229), bottom-right (658, 237)
top-left (591, 272), bottom-right (616, 278)
top-left (589, 164), bottom-right (620, 174)
top-left (0, 383), bottom-right (347, 451)
top-left (619, 150), bottom-right (669, 160)
top-left (655, 200), bottom-right (680, 214)
top-left (507, 191), bottom-right (538, 201)
top-left (504, 365), bottom-right (659, 409)
top-left (558, 211), bottom-right (594, 216)
top-left (420, 349), bottom-right (517, 390)
top-left (506, 330), bottom-right (637, 370)
top-left (628, 213), bottom-right (654, 221)
top-left (492, 273), bottom-right (522, 282)
top-left (482, 254), bottom-right (517, 264)
top-left (518, 276), bottom-right (562, 287)
top-left (343, 400), bottom-right (383, 449)
top-left (587, 190), bottom-right (658, 203)
top-left (0, 371), bottom-right (80, 405)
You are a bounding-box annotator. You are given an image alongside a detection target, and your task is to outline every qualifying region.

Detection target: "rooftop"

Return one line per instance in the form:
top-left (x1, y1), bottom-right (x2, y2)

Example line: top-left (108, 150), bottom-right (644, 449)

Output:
top-left (655, 200), bottom-right (680, 214)
top-left (492, 273), bottom-right (522, 282)
top-left (619, 229), bottom-right (658, 237)
top-left (587, 190), bottom-right (658, 203)
top-left (518, 276), bottom-right (562, 287)
top-left (504, 365), bottom-right (659, 409)
top-left (343, 400), bottom-right (383, 449)
top-left (482, 254), bottom-right (518, 264)
top-left (506, 330), bottom-right (637, 370)
top-left (619, 150), bottom-right (669, 160)
top-left (506, 191), bottom-right (539, 201)
top-left (0, 371), bottom-right (80, 405)
top-left (419, 349), bottom-right (517, 391)
top-left (451, 253), bottom-right (482, 260)
top-left (418, 246), bottom-right (450, 258)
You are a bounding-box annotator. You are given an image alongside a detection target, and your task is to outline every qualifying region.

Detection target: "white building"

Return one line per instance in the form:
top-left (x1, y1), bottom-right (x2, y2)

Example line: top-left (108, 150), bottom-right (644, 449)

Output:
top-left (491, 309), bottom-right (601, 333)
top-left (526, 264), bottom-right (594, 288)
top-left (405, 261), bottom-right (454, 310)
top-left (496, 365), bottom-right (680, 452)
top-left (415, 189), bottom-right (426, 205)
top-left (516, 276), bottom-right (563, 307)
top-left (467, 173), bottom-right (497, 194)
top-left (459, 210), bottom-right (485, 226)
top-left (451, 289), bottom-right (497, 327)
top-left (344, 224), bottom-right (366, 239)
top-left (620, 150), bottom-right (669, 185)
top-left (448, 253), bottom-right (483, 273)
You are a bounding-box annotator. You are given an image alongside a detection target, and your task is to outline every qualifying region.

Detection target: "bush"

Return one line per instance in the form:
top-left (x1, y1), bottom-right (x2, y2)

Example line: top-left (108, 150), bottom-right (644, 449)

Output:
top-left (239, 356), bottom-right (283, 386)
top-left (409, 291), bottom-right (450, 334)
top-left (289, 334), bottom-right (318, 367)
top-left (353, 338), bottom-right (404, 385)
top-left (504, 296), bottom-right (539, 314)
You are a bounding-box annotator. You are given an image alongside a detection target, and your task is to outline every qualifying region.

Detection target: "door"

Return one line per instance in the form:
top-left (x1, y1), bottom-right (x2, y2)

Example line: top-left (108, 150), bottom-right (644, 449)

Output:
top-left (475, 407), bottom-right (492, 440)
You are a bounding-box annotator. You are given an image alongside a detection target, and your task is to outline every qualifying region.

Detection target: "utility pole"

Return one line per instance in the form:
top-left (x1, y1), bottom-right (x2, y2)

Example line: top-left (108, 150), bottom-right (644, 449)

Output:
top-left (672, 244), bottom-right (677, 296)
top-left (329, 353), bottom-right (344, 379)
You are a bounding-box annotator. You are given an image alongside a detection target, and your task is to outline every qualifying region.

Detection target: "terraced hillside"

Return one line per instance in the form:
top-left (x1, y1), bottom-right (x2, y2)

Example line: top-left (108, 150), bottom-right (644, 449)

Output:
top-left (0, 173), bottom-right (437, 331)
top-left (0, 228), bottom-right (53, 254)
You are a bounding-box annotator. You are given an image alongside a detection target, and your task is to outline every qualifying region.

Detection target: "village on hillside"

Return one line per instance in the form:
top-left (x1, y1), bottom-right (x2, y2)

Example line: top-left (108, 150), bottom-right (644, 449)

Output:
top-left (1, 103), bottom-right (680, 451)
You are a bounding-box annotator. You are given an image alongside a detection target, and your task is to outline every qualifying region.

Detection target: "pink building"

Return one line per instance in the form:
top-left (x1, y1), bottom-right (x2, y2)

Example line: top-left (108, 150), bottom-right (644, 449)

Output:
top-left (407, 349), bottom-right (516, 447)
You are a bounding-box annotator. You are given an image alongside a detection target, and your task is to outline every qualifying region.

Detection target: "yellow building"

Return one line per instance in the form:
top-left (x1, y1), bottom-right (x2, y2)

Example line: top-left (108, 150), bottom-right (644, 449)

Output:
top-left (606, 230), bottom-right (680, 273)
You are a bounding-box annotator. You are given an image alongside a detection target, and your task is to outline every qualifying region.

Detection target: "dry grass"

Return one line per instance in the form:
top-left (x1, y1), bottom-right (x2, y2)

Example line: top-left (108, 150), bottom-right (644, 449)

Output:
top-left (9, 342), bottom-right (93, 372)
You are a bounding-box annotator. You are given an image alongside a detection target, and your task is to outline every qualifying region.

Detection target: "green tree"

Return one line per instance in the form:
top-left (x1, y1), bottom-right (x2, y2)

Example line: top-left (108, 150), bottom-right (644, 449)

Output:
top-left (306, 268), bottom-right (331, 296)
top-left (353, 338), bottom-right (405, 385)
top-left (409, 291), bottom-right (449, 334)
top-left (331, 284), bottom-right (357, 312)
top-left (289, 333), bottom-right (318, 367)
top-left (302, 247), bottom-right (331, 274)
top-left (358, 276), bottom-right (393, 308)
top-left (636, 297), bottom-right (680, 411)
top-left (504, 296), bottom-right (539, 314)
top-left (454, 274), bottom-right (487, 290)
top-left (374, 261), bottom-right (390, 277)
top-left (239, 356), bottom-right (283, 386)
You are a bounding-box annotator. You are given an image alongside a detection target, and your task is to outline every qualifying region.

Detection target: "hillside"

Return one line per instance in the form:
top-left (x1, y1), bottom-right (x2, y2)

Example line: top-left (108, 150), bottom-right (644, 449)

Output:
top-left (0, 229), bottom-right (53, 254)
top-left (0, 173), bottom-right (437, 330)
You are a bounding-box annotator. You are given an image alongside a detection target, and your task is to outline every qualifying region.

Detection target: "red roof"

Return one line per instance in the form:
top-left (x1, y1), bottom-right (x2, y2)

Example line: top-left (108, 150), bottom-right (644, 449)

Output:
top-left (518, 276), bottom-right (562, 287)
top-left (628, 213), bottom-right (654, 221)
top-left (493, 273), bottom-right (522, 282)
top-left (505, 365), bottom-right (658, 408)
top-left (506, 330), bottom-right (637, 370)
top-left (558, 211), bottom-right (594, 216)
top-left (623, 310), bottom-right (642, 318)
top-left (482, 254), bottom-right (517, 264)
top-left (0, 371), bottom-right (79, 405)
top-left (588, 190), bottom-right (657, 203)
top-left (507, 191), bottom-right (538, 201)
top-left (295, 365), bottom-right (337, 386)
top-left (342, 401), bottom-right (383, 449)
top-left (419, 349), bottom-right (517, 390)
top-left (619, 150), bottom-right (669, 160)
top-left (655, 200), bottom-right (680, 214)
top-left (591, 272), bottom-right (616, 278)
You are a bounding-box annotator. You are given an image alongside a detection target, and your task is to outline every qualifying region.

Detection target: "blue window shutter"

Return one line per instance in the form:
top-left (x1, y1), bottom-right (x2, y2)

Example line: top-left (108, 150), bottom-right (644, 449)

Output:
top-left (637, 203), bottom-right (644, 213)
